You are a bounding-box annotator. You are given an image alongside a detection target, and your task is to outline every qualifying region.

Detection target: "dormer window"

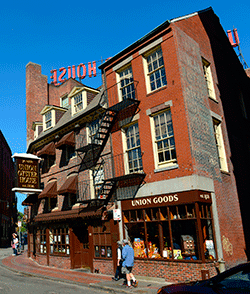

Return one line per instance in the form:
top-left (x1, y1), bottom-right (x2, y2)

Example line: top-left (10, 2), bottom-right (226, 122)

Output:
top-left (45, 111), bottom-right (52, 129)
top-left (61, 95), bottom-right (69, 109)
top-left (68, 86), bottom-right (99, 116)
top-left (73, 92), bottom-right (83, 113)
top-left (32, 122), bottom-right (43, 140)
top-left (40, 105), bottom-right (67, 131)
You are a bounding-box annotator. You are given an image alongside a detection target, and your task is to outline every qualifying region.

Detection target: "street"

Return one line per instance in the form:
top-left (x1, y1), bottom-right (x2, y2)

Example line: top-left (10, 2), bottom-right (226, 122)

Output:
top-left (0, 265), bottom-right (109, 294)
top-left (0, 248), bottom-right (109, 294)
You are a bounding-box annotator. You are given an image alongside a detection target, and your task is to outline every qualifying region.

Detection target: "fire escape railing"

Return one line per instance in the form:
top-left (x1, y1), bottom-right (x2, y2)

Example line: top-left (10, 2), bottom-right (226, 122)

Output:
top-left (76, 152), bottom-right (145, 205)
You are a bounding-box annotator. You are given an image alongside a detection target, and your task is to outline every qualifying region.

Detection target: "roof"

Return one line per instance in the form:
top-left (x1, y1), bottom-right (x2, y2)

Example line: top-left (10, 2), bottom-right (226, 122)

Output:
top-left (99, 7), bottom-right (213, 70)
top-left (27, 88), bottom-right (105, 153)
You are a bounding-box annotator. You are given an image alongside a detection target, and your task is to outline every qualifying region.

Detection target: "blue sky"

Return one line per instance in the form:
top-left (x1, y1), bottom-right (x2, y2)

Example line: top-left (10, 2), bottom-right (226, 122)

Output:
top-left (1, 0), bottom-right (249, 212)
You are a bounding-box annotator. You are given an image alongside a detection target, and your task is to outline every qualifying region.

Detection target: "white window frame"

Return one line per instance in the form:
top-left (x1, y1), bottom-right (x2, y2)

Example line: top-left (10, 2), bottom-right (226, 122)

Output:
top-left (88, 119), bottom-right (100, 144)
top-left (60, 95), bottom-right (69, 109)
top-left (71, 90), bottom-right (87, 115)
top-left (213, 119), bottom-right (229, 172)
top-left (116, 65), bottom-right (135, 101)
top-left (121, 122), bottom-right (143, 174)
top-left (143, 46), bottom-right (167, 93)
top-left (150, 109), bottom-right (177, 170)
top-left (202, 58), bottom-right (216, 101)
top-left (43, 110), bottom-right (55, 131)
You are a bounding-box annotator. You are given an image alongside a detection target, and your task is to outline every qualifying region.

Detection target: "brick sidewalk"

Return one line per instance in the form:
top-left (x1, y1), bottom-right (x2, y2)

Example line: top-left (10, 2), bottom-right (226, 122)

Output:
top-left (0, 250), bottom-right (164, 293)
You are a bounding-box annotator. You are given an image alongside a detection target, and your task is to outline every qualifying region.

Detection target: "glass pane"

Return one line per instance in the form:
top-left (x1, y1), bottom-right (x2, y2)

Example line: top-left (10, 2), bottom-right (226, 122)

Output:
top-left (126, 223), bottom-right (147, 257)
top-left (146, 223), bottom-right (161, 258)
top-left (171, 220), bottom-right (199, 260)
top-left (202, 219), bottom-right (216, 260)
top-left (162, 222), bottom-right (171, 258)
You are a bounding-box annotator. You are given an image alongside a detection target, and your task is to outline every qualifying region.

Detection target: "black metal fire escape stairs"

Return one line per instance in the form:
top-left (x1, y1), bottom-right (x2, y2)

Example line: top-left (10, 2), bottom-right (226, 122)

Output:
top-left (76, 88), bottom-right (142, 206)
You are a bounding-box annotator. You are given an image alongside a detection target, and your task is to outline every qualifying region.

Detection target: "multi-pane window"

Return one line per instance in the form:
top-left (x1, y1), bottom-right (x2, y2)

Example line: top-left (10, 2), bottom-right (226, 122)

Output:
top-left (213, 119), bottom-right (228, 172)
top-left (36, 228), bottom-right (47, 254)
top-left (153, 110), bottom-right (176, 165)
top-left (202, 59), bottom-right (216, 100)
top-left (49, 227), bottom-right (70, 255)
top-left (146, 47), bottom-right (167, 91)
top-left (89, 119), bottom-right (100, 144)
top-left (123, 203), bottom-right (216, 261)
top-left (93, 221), bottom-right (112, 258)
top-left (61, 96), bottom-right (69, 109)
top-left (125, 123), bottom-right (143, 173)
top-left (73, 93), bottom-right (83, 113)
top-left (45, 111), bottom-right (52, 129)
top-left (119, 66), bottom-right (135, 100)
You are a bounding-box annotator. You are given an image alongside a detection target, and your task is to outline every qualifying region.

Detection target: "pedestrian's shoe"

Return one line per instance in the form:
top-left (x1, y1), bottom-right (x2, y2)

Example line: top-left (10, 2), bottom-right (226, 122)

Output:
top-left (112, 277), bottom-right (118, 281)
top-left (132, 280), bottom-right (138, 287)
top-left (126, 285), bottom-right (133, 289)
top-left (122, 280), bottom-right (127, 286)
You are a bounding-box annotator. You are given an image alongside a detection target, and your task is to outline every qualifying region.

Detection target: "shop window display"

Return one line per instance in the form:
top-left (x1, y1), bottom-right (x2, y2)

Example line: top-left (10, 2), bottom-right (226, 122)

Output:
top-left (123, 203), bottom-right (216, 262)
top-left (49, 227), bottom-right (70, 255)
top-left (36, 228), bottom-right (46, 254)
top-left (93, 221), bottom-right (112, 259)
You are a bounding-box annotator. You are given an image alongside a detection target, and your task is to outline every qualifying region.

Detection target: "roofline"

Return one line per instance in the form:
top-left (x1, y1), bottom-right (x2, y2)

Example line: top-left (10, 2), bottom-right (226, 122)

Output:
top-left (99, 7), bottom-right (213, 71)
top-left (99, 19), bottom-right (171, 70)
top-left (27, 102), bottom-right (103, 154)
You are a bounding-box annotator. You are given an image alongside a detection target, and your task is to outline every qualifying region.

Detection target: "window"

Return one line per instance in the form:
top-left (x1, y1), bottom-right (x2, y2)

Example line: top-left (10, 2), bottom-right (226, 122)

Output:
top-left (49, 227), bottom-right (70, 255)
top-left (93, 221), bottom-right (112, 258)
top-left (61, 95), bottom-right (69, 109)
top-left (73, 92), bottom-right (83, 113)
top-left (44, 197), bottom-right (57, 213)
top-left (118, 66), bottom-right (135, 100)
top-left (152, 109), bottom-right (177, 167)
top-left (124, 203), bottom-right (216, 261)
top-left (88, 119), bottom-right (100, 144)
top-left (202, 58), bottom-right (216, 100)
top-left (36, 228), bottom-right (47, 254)
top-left (124, 123), bottom-right (143, 173)
top-left (42, 155), bottom-right (55, 174)
top-left (45, 111), bottom-right (52, 129)
top-left (145, 47), bottom-right (167, 92)
top-left (213, 119), bottom-right (228, 172)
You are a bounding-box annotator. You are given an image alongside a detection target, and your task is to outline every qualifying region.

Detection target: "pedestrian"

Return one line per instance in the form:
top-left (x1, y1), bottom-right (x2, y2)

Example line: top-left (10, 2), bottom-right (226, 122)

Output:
top-left (112, 240), bottom-right (123, 281)
top-left (121, 239), bottom-right (138, 289)
top-left (11, 233), bottom-right (18, 256)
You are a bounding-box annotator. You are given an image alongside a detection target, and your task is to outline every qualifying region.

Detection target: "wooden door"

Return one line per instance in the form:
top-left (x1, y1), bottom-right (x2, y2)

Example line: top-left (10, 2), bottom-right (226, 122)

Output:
top-left (71, 225), bottom-right (91, 269)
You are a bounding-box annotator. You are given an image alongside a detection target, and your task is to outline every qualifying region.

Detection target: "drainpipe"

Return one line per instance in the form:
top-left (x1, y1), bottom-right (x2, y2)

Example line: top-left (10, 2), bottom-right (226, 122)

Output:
top-left (211, 192), bottom-right (226, 272)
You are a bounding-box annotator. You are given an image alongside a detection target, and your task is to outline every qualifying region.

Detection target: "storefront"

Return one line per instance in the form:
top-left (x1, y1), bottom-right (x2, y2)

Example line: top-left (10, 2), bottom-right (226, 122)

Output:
top-left (27, 208), bottom-right (119, 273)
top-left (121, 190), bottom-right (219, 282)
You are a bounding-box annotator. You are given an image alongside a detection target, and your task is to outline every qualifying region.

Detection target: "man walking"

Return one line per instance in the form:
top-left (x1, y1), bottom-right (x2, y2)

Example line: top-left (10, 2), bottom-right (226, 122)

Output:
top-left (122, 239), bottom-right (138, 289)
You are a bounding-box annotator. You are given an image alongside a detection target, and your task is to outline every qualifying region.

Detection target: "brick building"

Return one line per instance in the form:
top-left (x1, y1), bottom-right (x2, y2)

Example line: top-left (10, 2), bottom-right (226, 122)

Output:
top-left (0, 130), bottom-right (17, 247)
top-left (24, 7), bottom-right (250, 283)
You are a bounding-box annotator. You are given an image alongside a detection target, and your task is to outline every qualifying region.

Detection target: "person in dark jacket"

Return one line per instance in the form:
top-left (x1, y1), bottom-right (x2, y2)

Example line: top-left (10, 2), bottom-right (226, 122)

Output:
top-left (112, 240), bottom-right (123, 281)
top-left (121, 239), bottom-right (138, 289)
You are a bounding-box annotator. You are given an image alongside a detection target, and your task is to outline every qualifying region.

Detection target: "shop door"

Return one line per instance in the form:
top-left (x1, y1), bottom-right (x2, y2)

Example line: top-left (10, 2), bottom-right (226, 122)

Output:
top-left (71, 225), bottom-right (90, 269)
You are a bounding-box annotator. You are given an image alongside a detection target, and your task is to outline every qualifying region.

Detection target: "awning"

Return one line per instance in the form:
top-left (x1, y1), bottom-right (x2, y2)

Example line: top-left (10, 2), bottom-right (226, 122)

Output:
top-left (55, 131), bottom-right (75, 149)
top-left (22, 194), bottom-right (38, 206)
top-left (33, 206), bottom-right (103, 222)
top-left (37, 142), bottom-right (55, 157)
top-left (38, 181), bottom-right (57, 199)
top-left (57, 175), bottom-right (78, 195)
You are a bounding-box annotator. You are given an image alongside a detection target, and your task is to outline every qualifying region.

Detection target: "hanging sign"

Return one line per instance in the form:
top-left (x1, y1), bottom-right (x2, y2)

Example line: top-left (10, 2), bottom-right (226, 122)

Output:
top-left (12, 153), bottom-right (42, 193)
top-left (113, 209), bottom-right (121, 221)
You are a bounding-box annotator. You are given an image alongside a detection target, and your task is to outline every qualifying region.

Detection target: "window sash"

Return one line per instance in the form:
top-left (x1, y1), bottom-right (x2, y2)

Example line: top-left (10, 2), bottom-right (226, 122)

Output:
top-left (146, 48), bottom-right (167, 91)
top-left (119, 66), bottom-right (135, 100)
top-left (125, 123), bottom-right (143, 173)
top-left (153, 110), bottom-right (176, 164)
top-left (74, 93), bottom-right (83, 113)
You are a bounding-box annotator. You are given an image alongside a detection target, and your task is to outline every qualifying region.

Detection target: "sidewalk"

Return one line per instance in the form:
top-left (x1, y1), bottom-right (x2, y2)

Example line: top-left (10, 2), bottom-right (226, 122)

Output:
top-left (0, 247), bottom-right (170, 293)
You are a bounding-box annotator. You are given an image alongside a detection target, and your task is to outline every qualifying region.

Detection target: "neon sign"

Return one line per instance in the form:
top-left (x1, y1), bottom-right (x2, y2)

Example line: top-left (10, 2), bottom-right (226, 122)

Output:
top-left (50, 61), bottom-right (97, 85)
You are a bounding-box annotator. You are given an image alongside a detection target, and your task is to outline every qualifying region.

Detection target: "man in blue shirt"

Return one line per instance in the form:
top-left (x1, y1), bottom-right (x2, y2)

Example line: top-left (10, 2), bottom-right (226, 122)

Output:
top-left (122, 239), bottom-right (138, 288)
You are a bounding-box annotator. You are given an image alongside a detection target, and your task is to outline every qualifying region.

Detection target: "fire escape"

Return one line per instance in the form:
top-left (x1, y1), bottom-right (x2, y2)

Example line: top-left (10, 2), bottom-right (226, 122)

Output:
top-left (76, 81), bottom-right (146, 206)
